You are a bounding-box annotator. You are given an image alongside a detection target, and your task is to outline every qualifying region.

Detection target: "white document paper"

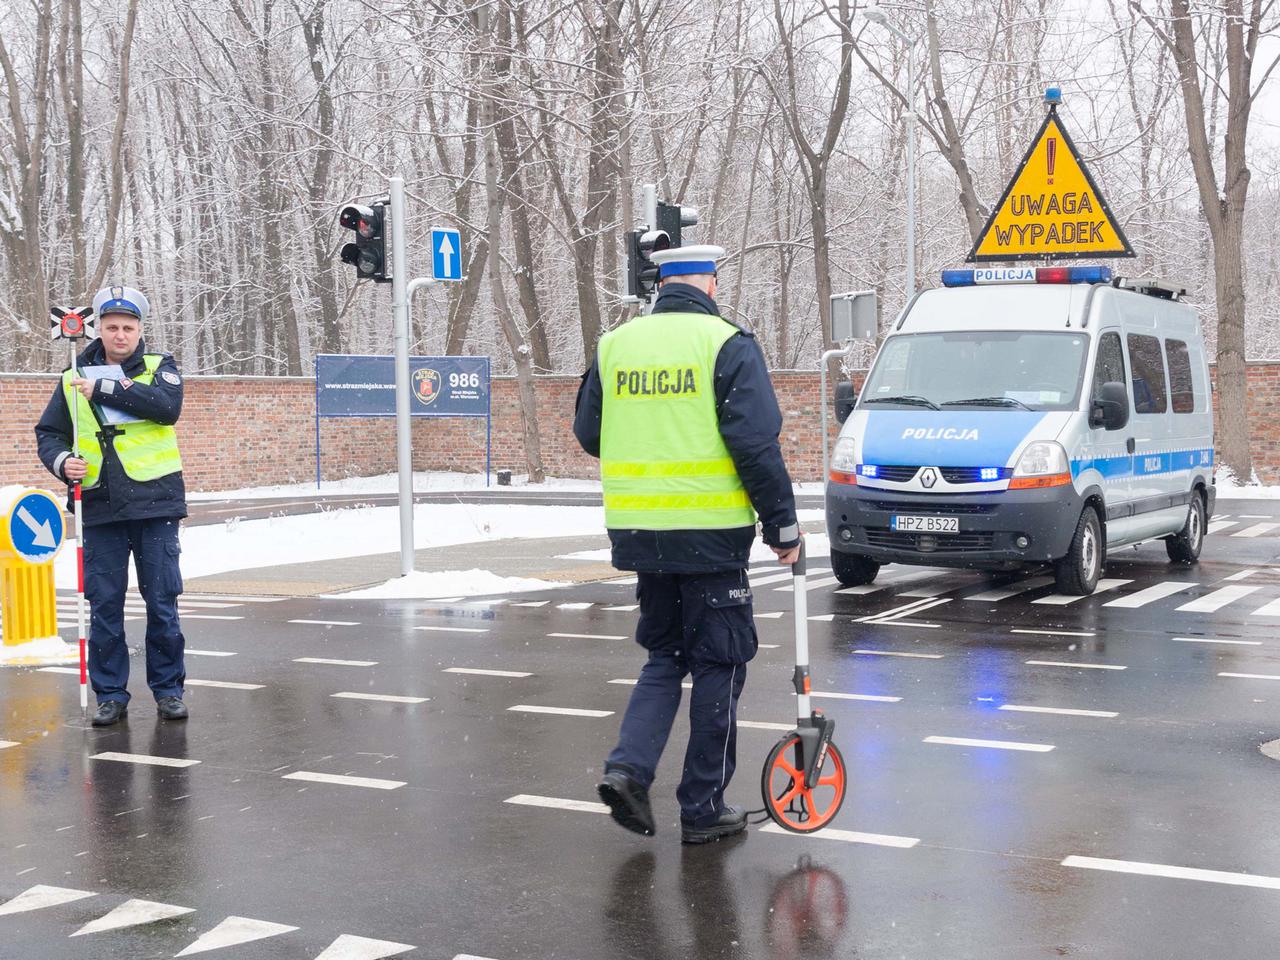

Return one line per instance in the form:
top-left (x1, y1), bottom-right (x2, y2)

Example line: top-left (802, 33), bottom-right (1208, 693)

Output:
top-left (78, 364), bottom-right (143, 425)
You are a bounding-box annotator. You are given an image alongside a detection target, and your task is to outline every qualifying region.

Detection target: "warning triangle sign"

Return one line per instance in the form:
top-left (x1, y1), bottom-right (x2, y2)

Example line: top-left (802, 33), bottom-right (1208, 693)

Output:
top-left (968, 109), bottom-right (1133, 262)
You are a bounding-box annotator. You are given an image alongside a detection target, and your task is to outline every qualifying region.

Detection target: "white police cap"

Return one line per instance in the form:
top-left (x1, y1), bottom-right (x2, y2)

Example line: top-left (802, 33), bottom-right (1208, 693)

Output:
top-left (649, 244), bottom-right (725, 280)
top-left (91, 285), bottom-right (149, 324)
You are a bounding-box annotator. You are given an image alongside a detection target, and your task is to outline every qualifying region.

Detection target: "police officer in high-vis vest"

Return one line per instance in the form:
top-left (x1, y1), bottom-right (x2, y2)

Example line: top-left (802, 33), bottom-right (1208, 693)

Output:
top-left (35, 285), bottom-right (189, 727)
top-left (574, 245), bottom-right (801, 844)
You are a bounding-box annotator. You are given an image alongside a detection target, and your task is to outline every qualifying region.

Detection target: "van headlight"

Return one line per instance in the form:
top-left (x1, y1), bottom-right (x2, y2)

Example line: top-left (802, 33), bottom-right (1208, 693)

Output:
top-left (830, 436), bottom-right (858, 483)
top-left (1010, 441), bottom-right (1072, 489)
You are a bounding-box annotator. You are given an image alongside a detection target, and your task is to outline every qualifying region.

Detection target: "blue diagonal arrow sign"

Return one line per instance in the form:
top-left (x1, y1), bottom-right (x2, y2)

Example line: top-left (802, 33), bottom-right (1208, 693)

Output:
top-left (7, 490), bottom-right (64, 564)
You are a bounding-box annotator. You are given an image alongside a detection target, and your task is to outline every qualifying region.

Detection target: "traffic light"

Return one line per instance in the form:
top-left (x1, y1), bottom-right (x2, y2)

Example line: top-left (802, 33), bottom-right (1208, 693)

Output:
top-left (339, 202), bottom-right (390, 282)
top-left (656, 201), bottom-right (698, 248)
top-left (624, 228), bottom-right (670, 301)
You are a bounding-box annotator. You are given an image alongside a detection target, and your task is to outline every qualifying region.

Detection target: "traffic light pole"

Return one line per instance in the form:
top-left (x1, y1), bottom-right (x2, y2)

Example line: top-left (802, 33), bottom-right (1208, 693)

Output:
top-left (389, 176), bottom-right (415, 577)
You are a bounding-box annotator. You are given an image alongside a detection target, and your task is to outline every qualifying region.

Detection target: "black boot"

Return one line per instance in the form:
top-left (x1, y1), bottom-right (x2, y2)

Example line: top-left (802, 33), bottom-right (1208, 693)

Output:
top-left (91, 701), bottom-right (128, 727)
top-left (156, 697), bottom-right (188, 721)
top-left (681, 805), bottom-right (748, 845)
top-left (597, 770), bottom-right (656, 836)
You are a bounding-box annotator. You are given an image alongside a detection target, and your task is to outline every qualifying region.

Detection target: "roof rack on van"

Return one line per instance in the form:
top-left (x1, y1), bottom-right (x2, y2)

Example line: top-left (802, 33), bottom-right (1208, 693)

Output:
top-left (1112, 277), bottom-right (1189, 301)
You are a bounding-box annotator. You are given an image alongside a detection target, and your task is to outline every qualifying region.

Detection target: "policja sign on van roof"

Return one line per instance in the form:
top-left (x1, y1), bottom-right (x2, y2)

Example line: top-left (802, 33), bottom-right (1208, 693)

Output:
top-left (968, 88), bottom-right (1134, 262)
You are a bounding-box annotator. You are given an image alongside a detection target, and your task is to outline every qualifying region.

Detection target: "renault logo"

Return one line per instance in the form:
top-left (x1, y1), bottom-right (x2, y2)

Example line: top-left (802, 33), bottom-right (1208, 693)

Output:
top-left (920, 467), bottom-right (938, 489)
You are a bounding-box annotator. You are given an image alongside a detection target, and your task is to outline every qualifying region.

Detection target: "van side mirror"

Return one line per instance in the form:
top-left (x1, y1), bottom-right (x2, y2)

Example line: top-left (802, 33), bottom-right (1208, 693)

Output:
top-left (834, 381), bottom-right (857, 424)
top-left (1090, 381), bottom-right (1129, 431)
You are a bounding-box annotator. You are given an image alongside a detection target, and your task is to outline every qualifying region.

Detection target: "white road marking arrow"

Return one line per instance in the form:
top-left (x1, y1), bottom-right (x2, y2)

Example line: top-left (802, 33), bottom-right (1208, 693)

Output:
top-left (175, 916), bottom-right (299, 956)
top-left (16, 505), bottom-right (57, 549)
top-left (0, 885), bottom-right (96, 916)
top-left (437, 232), bottom-right (456, 277)
top-left (72, 898), bottom-right (195, 936)
top-left (314, 934), bottom-right (417, 959)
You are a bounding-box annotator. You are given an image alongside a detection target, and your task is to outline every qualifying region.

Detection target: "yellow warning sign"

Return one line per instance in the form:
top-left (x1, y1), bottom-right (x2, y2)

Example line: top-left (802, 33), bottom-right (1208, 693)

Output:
top-left (968, 110), bottom-right (1133, 262)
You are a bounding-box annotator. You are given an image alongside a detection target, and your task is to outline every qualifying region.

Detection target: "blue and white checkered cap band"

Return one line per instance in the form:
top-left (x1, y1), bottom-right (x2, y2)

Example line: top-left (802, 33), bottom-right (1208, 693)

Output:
top-left (658, 261), bottom-right (717, 278)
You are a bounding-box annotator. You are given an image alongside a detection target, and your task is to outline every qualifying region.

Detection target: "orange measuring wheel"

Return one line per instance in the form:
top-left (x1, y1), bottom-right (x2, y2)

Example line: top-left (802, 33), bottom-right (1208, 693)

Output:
top-left (761, 733), bottom-right (847, 833)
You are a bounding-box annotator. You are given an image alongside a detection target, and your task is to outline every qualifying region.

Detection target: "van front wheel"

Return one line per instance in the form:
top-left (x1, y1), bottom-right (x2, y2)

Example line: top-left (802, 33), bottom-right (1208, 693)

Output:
top-left (1165, 493), bottom-right (1205, 564)
top-left (831, 551), bottom-right (880, 587)
top-left (1054, 507), bottom-right (1102, 595)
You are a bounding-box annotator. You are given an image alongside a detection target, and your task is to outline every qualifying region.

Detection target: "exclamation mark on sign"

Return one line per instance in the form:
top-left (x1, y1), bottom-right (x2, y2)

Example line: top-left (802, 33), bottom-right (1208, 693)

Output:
top-left (1046, 138), bottom-right (1057, 185)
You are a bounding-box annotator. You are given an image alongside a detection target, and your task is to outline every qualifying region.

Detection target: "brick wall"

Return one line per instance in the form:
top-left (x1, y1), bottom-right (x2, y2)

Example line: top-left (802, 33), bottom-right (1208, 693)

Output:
top-left (2, 363), bottom-right (1277, 492)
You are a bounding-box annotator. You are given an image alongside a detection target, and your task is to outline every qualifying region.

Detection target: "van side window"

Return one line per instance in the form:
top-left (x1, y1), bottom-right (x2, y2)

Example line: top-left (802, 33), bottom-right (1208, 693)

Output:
top-left (1092, 332), bottom-right (1126, 399)
top-left (1127, 333), bottom-right (1167, 414)
top-left (1166, 339), bottom-right (1195, 413)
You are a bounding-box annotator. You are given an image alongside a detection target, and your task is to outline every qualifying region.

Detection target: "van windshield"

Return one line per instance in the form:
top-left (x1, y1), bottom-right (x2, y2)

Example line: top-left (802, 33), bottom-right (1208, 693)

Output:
top-left (859, 331), bottom-right (1089, 412)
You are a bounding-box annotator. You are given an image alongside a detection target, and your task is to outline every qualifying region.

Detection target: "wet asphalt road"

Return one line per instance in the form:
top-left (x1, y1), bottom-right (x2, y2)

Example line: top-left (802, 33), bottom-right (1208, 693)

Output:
top-left (2, 506), bottom-right (1280, 958)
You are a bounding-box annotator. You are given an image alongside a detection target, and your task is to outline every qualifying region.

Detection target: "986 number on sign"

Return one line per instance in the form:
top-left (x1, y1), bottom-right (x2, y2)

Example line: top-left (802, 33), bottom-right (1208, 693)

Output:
top-left (449, 372), bottom-right (482, 388)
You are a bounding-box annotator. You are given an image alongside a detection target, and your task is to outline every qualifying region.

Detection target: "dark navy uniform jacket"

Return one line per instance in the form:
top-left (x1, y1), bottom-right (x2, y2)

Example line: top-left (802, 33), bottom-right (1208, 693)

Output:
top-left (574, 282), bottom-right (799, 573)
top-left (35, 338), bottom-right (187, 527)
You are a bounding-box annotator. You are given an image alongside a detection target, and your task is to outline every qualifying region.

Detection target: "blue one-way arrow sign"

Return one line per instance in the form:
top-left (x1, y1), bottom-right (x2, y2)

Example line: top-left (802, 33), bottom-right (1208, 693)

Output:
top-left (431, 228), bottom-right (463, 281)
top-left (7, 490), bottom-right (65, 564)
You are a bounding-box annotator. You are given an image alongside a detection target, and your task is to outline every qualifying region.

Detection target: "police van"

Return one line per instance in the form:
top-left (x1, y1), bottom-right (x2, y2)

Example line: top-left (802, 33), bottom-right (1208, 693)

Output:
top-left (826, 266), bottom-right (1215, 595)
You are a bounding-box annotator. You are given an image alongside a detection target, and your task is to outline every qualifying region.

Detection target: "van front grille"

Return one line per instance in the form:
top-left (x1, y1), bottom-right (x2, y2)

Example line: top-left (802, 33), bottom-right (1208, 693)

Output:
top-left (865, 529), bottom-right (996, 554)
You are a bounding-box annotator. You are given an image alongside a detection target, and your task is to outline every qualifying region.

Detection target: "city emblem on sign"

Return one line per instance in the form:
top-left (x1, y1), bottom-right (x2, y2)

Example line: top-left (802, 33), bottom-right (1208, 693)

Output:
top-left (413, 368), bottom-right (442, 407)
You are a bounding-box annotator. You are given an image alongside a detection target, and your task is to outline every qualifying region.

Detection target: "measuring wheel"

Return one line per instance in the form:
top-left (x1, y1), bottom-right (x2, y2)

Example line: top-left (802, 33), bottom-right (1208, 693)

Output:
top-left (762, 731), bottom-right (847, 833)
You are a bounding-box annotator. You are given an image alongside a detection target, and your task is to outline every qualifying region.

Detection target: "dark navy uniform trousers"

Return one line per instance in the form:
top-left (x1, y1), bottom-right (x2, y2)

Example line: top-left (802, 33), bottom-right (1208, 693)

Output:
top-left (605, 569), bottom-right (758, 828)
top-left (85, 517), bottom-right (186, 705)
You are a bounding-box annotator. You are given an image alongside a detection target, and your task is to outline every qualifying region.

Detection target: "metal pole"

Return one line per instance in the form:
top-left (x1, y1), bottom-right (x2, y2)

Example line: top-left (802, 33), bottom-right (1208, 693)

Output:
top-left (819, 344), bottom-right (856, 482)
top-left (70, 340), bottom-right (87, 718)
top-left (314, 356), bottom-right (321, 491)
top-left (642, 183), bottom-right (658, 231)
top-left (905, 37), bottom-right (917, 297)
top-left (390, 176), bottom-right (414, 577)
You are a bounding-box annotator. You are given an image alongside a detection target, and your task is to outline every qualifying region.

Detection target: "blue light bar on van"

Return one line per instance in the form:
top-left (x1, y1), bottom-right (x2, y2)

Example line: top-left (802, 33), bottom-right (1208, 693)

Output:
top-left (941, 266), bottom-right (1113, 287)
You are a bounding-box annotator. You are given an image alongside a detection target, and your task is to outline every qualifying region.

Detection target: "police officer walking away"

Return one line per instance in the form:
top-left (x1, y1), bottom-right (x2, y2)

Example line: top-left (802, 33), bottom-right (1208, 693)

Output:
top-left (574, 245), bottom-right (801, 844)
top-left (35, 285), bottom-right (189, 726)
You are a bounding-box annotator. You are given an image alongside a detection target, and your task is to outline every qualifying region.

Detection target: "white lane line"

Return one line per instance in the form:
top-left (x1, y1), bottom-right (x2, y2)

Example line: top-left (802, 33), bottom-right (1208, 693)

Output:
top-left (1233, 522), bottom-right (1280, 538)
top-left (72, 898), bottom-right (195, 936)
top-left (547, 632), bottom-right (628, 641)
top-left (602, 604), bottom-right (639, 612)
top-left (508, 704), bottom-right (613, 718)
top-left (853, 649), bottom-right (943, 659)
top-left (607, 577), bottom-right (638, 585)
top-left (808, 614), bottom-right (836, 622)
top-left (854, 597), bottom-right (938, 622)
top-left (877, 620), bottom-right (942, 629)
top-left (416, 626), bottom-right (489, 634)
top-left (288, 619), bottom-right (359, 627)
top-left (899, 577), bottom-right (975, 598)
top-left (1176, 584), bottom-right (1262, 613)
top-left (758, 822), bottom-right (919, 848)
top-left (445, 667), bottom-right (533, 678)
top-left (1033, 578), bottom-right (1132, 605)
top-left (1103, 581), bottom-right (1195, 608)
top-left (511, 600), bottom-right (550, 607)
top-left (1172, 636), bottom-right (1262, 646)
top-left (875, 597), bottom-right (951, 623)
top-left (750, 570), bottom-right (802, 586)
top-left (759, 644), bottom-right (781, 649)
top-left (999, 704), bottom-right (1118, 718)
top-left (924, 735), bottom-right (1054, 752)
top-left (556, 602), bottom-right (593, 610)
top-left (811, 691), bottom-right (902, 703)
top-left (1248, 596), bottom-right (1280, 617)
top-left (294, 657), bottom-right (377, 667)
top-left (0, 885), bottom-right (97, 916)
top-left (465, 599), bottom-right (508, 606)
top-left (964, 576), bottom-right (1054, 602)
top-left (313, 934), bottom-right (417, 960)
top-left (774, 575), bottom-right (841, 593)
top-left (1061, 855), bottom-right (1280, 891)
top-left (0, 740), bottom-right (17, 750)
top-left (176, 917), bottom-right (300, 956)
top-left (37, 666), bottom-right (82, 675)
top-left (1219, 672), bottom-right (1280, 681)
top-left (737, 720), bottom-right (794, 731)
top-left (185, 649), bottom-right (237, 657)
top-left (177, 594), bottom-right (285, 603)
top-left (178, 614), bottom-right (244, 621)
top-left (331, 692), bottom-right (428, 704)
top-left (1207, 520), bottom-right (1239, 534)
top-left (1223, 568), bottom-right (1259, 581)
top-left (1026, 660), bottom-right (1127, 671)
top-left (610, 678), bottom-right (694, 689)
top-left (425, 597), bottom-right (464, 603)
top-left (1011, 628), bottom-right (1097, 637)
top-left (504, 794), bottom-right (608, 814)
top-left (1238, 514), bottom-right (1274, 519)
top-left (185, 679), bottom-right (264, 690)
top-left (91, 752), bottom-right (200, 768)
top-left (754, 612), bottom-right (785, 619)
top-left (835, 568), bottom-right (942, 596)
top-left (281, 771), bottom-right (404, 790)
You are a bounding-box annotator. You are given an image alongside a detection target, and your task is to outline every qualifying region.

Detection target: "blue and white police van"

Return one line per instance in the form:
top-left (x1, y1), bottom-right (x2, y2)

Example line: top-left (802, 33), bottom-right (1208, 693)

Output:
top-left (826, 266), bottom-right (1215, 595)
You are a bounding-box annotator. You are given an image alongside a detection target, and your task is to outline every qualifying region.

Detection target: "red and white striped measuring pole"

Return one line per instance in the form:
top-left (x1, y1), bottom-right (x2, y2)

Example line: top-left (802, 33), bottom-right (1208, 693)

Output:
top-left (50, 306), bottom-right (94, 718)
